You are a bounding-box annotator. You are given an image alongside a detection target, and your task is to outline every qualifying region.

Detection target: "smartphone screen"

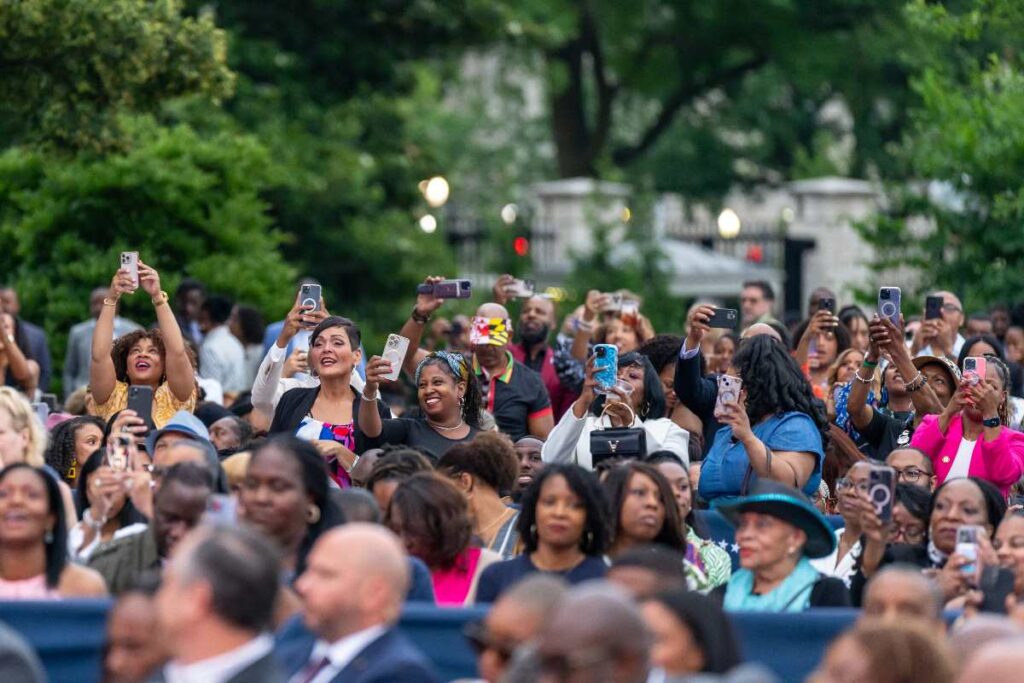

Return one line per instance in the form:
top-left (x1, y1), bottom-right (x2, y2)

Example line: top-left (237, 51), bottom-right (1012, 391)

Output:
top-left (593, 344), bottom-right (618, 391)
top-left (925, 296), bottom-right (944, 321)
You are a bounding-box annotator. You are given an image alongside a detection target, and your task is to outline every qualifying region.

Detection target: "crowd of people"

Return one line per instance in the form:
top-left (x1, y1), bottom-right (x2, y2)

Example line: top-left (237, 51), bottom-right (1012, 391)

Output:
top-left (2, 261), bottom-right (1024, 681)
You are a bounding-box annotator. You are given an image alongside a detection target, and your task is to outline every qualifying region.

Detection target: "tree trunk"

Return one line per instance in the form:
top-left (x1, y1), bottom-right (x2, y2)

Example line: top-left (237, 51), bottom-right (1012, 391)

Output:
top-left (547, 42), bottom-right (596, 178)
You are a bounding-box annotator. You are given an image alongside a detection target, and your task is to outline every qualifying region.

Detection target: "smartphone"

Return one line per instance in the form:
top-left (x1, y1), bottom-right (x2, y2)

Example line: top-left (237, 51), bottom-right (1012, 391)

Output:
top-left (204, 494), bottom-right (238, 525)
top-left (416, 280), bottom-right (472, 299)
top-left (381, 334), bottom-right (410, 382)
top-left (593, 344), bottom-right (618, 392)
top-left (714, 375), bottom-right (742, 420)
top-left (120, 251), bottom-right (139, 288)
top-left (877, 287), bottom-right (901, 327)
top-left (104, 435), bottom-right (133, 473)
top-left (818, 297), bottom-right (837, 314)
top-left (957, 525), bottom-right (983, 583)
top-left (706, 307), bottom-right (739, 329)
top-left (299, 284), bottom-right (322, 314)
top-left (600, 293), bottom-right (623, 313)
top-left (40, 393), bottom-right (58, 413)
top-left (868, 465), bottom-right (896, 523)
top-left (506, 279), bottom-right (535, 299)
top-left (963, 356), bottom-right (987, 385)
top-left (925, 295), bottom-right (944, 321)
top-left (30, 402), bottom-right (48, 426)
top-left (126, 385), bottom-right (154, 432)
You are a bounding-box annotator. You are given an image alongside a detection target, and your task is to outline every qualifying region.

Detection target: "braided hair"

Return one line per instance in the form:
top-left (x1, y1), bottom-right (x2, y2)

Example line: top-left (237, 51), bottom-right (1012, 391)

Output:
top-left (732, 335), bottom-right (830, 448)
top-left (415, 352), bottom-right (482, 428)
top-left (43, 416), bottom-right (105, 484)
top-left (984, 354), bottom-right (1012, 426)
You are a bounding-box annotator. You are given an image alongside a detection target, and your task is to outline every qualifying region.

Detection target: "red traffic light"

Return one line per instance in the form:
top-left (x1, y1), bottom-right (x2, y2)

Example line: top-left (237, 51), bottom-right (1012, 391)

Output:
top-left (513, 237), bottom-right (530, 257)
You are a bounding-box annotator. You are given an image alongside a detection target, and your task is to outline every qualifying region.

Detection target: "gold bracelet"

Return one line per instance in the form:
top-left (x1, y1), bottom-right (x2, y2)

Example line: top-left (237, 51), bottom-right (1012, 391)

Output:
top-left (103, 297), bottom-right (119, 307)
top-left (151, 290), bottom-right (169, 307)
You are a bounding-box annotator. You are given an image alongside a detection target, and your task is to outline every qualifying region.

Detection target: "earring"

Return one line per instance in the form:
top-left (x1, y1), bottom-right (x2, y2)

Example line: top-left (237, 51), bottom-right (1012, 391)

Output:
top-left (44, 528), bottom-right (53, 545)
top-left (584, 530), bottom-right (594, 549)
top-left (306, 505), bottom-right (321, 525)
top-left (530, 524), bottom-right (538, 543)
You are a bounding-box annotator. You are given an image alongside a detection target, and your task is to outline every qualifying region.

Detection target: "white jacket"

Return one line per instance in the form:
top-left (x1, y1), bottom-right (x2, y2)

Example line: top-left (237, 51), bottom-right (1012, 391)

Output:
top-left (541, 408), bottom-right (690, 470)
top-left (250, 343), bottom-right (367, 416)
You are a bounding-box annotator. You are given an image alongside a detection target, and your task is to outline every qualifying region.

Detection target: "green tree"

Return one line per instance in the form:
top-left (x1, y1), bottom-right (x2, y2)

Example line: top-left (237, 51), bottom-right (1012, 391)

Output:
top-left (857, 0), bottom-right (1024, 311)
top-left (0, 0), bottom-right (233, 150)
top-left (0, 117), bottom-right (294, 392)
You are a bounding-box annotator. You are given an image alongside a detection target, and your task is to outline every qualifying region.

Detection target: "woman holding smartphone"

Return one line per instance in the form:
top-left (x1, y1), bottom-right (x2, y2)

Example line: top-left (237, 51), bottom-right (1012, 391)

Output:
top-left (90, 260), bottom-right (198, 428)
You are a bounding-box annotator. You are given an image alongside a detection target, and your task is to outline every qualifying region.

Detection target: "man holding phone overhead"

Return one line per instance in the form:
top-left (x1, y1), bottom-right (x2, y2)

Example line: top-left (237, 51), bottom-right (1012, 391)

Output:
top-left (913, 290), bottom-right (966, 360)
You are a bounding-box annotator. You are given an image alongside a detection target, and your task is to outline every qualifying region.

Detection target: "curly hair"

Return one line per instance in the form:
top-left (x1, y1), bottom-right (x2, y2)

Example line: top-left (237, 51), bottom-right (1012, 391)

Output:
top-left (732, 335), bottom-right (830, 448)
top-left (602, 461), bottom-right (687, 553)
top-left (111, 329), bottom-right (198, 383)
top-left (416, 353), bottom-right (482, 428)
top-left (638, 334), bottom-right (684, 373)
top-left (437, 431), bottom-right (519, 495)
top-left (517, 464), bottom-right (610, 556)
top-left (365, 447), bottom-right (435, 493)
top-left (385, 472), bottom-right (472, 570)
top-left (43, 415), bottom-right (104, 483)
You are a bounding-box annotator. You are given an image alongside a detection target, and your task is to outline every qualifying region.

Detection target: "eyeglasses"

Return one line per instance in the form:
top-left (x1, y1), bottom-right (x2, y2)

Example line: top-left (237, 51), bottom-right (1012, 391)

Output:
top-left (463, 621), bottom-right (516, 665)
top-left (894, 467), bottom-right (929, 483)
top-left (835, 478), bottom-right (869, 494)
top-left (886, 523), bottom-right (926, 544)
top-left (942, 304), bottom-right (963, 314)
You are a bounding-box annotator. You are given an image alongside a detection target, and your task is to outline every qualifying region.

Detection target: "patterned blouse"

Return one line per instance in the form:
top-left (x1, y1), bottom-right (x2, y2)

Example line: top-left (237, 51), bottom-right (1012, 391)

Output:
top-left (686, 528), bottom-right (732, 592)
top-left (92, 380), bottom-right (198, 428)
top-left (295, 417), bottom-right (354, 487)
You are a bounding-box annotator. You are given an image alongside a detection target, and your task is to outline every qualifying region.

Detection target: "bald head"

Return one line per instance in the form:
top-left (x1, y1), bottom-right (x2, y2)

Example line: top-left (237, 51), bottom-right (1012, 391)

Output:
top-left (477, 302), bottom-right (510, 320)
top-left (862, 565), bottom-right (944, 627)
top-left (296, 524), bottom-right (410, 640)
top-left (740, 322), bottom-right (782, 343)
top-left (957, 637), bottom-right (1024, 683)
top-left (537, 582), bottom-right (649, 682)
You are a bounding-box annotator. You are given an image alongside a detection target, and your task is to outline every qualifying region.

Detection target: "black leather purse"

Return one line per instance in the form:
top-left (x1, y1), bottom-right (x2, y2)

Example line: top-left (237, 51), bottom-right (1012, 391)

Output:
top-left (589, 404), bottom-right (647, 466)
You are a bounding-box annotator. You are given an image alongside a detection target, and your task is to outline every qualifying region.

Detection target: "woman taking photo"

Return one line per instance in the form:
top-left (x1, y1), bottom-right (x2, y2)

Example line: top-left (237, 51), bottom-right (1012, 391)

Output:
top-left (0, 463), bottom-right (106, 598)
top-left (794, 308), bottom-right (851, 399)
top-left (270, 316), bottom-right (390, 486)
top-left (386, 472), bottom-right (498, 605)
top-left (438, 433), bottom-right (522, 559)
top-left (43, 415), bottom-right (105, 486)
top-left (712, 480), bottom-right (849, 611)
top-left (238, 435), bottom-right (345, 581)
top-left (542, 352), bottom-right (689, 470)
top-left (642, 590), bottom-right (741, 677)
top-left (68, 454), bottom-right (148, 561)
top-left (910, 355), bottom-right (1024, 496)
top-left (838, 305), bottom-right (871, 354)
top-left (91, 260), bottom-right (198, 428)
top-left (475, 464), bottom-right (609, 603)
top-left (699, 335), bottom-right (829, 504)
top-left (359, 351), bottom-right (482, 459)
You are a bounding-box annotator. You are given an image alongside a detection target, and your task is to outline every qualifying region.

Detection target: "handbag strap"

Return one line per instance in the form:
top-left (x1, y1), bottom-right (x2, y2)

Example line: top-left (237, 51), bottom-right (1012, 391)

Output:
top-left (597, 401), bottom-right (636, 428)
top-left (739, 465), bottom-right (754, 496)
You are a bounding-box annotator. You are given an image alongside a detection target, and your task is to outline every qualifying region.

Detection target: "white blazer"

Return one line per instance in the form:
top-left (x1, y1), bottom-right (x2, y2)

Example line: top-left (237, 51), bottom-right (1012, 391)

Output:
top-left (541, 409), bottom-right (690, 470)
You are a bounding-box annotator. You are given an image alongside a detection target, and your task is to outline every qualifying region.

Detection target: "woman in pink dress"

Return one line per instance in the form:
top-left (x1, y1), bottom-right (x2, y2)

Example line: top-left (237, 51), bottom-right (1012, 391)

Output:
top-left (385, 472), bottom-right (499, 605)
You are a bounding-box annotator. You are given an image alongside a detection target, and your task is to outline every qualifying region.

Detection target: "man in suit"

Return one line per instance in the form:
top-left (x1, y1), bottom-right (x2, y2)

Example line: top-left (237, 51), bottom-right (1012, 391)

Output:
top-left (0, 286), bottom-right (52, 391)
top-left (155, 524), bottom-right (284, 683)
top-left (63, 287), bottom-right (141, 398)
top-left (277, 524), bottom-right (441, 683)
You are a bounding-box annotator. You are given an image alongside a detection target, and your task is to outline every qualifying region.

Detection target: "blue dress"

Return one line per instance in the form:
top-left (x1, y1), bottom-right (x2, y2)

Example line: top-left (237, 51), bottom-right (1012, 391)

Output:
top-left (698, 411), bottom-right (824, 503)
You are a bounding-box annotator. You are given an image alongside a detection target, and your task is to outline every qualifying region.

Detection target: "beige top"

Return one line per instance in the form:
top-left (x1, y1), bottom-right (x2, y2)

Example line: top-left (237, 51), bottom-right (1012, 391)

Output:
top-left (92, 380), bottom-right (198, 428)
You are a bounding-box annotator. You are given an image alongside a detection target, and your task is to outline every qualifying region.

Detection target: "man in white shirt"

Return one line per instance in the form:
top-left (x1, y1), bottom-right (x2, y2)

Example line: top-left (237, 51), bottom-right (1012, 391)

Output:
top-left (278, 524), bottom-right (440, 683)
top-left (914, 290), bottom-right (966, 360)
top-left (156, 525), bottom-right (284, 683)
top-left (199, 295), bottom-right (248, 396)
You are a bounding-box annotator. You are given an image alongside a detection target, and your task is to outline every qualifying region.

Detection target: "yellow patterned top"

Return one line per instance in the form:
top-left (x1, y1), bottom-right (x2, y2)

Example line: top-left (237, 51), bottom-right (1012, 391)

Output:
top-left (91, 380), bottom-right (198, 428)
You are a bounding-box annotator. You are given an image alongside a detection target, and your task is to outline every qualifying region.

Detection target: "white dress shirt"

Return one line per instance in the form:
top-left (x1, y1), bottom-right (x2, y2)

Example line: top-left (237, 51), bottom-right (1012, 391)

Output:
top-left (199, 325), bottom-right (249, 393)
top-left (293, 625), bottom-right (388, 683)
top-left (164, 633), bottom-right (273, 683)
top-left (810, 529), bottom-right (862, 587)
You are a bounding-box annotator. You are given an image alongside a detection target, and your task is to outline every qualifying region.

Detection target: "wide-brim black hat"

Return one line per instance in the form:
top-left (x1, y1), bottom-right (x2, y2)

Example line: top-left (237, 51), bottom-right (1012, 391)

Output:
top-left (712, 480), bottom-right (836, 559)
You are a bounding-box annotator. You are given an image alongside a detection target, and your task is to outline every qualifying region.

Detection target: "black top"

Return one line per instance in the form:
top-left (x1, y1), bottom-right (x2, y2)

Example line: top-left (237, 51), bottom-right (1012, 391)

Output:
top-left (672, 348), bottom-right (721, 456)
top-left (710, 576), bottom-right (851, 609)
top-left (476, 355), bottom-right (552, 441)
top-left (475, 554), bottom-right (608, 603)
top-left (849, 542), bottom-right (1015, 613)
top-left (860, 409), bottom-right (914, 461)
top-left (355, 418), bottom-right (480, 461)
top-left (269, 386), bottom-right (392, 435)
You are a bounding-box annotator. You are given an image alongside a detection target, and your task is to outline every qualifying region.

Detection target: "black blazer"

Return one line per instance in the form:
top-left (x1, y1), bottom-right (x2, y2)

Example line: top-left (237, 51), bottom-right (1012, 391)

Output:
top-left (672, 348), bottom-right (721, 455)
top-left (225, 652), bottom-right (285, 683)
top-left (269, 386), bottom-right (391, 435)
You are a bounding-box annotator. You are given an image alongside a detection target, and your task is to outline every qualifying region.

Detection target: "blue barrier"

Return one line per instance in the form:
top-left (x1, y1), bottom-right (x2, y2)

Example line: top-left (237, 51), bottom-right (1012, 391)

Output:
top-left (697, 509), bottom-right (845, 571)
top-left (0, 600), bottom-right (859, 682)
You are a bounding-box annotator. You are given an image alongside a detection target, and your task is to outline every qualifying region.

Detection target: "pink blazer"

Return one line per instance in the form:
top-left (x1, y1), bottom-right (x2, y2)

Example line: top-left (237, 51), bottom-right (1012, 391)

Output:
top-left (910, 414), bottom-right (1024, 496)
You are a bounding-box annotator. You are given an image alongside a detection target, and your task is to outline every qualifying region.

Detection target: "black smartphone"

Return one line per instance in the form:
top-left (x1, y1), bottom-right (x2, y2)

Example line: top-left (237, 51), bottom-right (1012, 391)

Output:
top-left (925, 295), bottom-right (944, 321)
top-left (40, 393), bottom-right (58, 412)
top-left (818, 297), bottom-right (836, 314)
top-left (416, 280), bottom-right (472, 299)
top-left (868, 466), bottom-right (896, 523)
top-left (706, 307), bottom-right (739, 329)
top-left (126, 385), bottom-right (154, 432)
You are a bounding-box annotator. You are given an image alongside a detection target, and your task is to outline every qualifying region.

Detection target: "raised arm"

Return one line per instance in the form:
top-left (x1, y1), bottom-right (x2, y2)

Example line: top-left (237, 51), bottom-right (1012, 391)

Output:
top-left (794, 309), bottom-right (838, 370)
top-left (399, 276), bottom-right (446, 377)
top-left (252, 294), bottom-right (327, 414)
top-left (571, 291), bottom-right (607, 361)
top-left (847, 321), bottom-right (882, 431)
top-left (358, 355), bottom-right (392, 439)
top-left (1, 315), bottom-right (36, 395)
top-left (138, 261), bottom-right (193, 402)
top-left (674, 305), bottom-right (719, 416)
top-left (90, 269), bottom-right (135, 405)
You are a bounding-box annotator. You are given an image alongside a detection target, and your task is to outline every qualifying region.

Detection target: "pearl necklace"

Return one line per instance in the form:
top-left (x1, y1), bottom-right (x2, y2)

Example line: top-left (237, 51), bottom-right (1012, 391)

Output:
top-left (428, 418), bottom-right (465, 432)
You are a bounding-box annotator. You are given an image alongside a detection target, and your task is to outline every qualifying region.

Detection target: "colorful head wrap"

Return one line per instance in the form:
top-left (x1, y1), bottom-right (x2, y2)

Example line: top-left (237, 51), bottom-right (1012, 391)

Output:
top-left (415, 350), bottom-right (469, 385)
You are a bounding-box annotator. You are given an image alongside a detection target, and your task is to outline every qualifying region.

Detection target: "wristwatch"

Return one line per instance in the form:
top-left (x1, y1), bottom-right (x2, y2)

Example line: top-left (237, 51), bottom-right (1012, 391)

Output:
top-left (983, 416), bottom-right (1001, 428)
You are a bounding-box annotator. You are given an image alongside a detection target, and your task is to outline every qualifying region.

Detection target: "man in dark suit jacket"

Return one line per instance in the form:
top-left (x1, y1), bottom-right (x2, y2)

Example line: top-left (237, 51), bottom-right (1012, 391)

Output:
top-left (156, 525), bottom-right (285, 683)
top-left (276, 524), bottom-right (441, 683)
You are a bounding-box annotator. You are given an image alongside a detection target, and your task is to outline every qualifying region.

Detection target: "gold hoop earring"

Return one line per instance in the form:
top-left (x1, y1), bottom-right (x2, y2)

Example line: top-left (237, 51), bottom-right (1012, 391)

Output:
top-left (306, 505), bottom-right (321, 525)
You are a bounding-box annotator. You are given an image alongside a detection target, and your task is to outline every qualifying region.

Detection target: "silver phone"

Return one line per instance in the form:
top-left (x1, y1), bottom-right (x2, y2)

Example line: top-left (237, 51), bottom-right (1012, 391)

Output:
top-left (382, 334), bottom-right (410, 382)
top-left (120, 252), bottom-right (139, 288)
